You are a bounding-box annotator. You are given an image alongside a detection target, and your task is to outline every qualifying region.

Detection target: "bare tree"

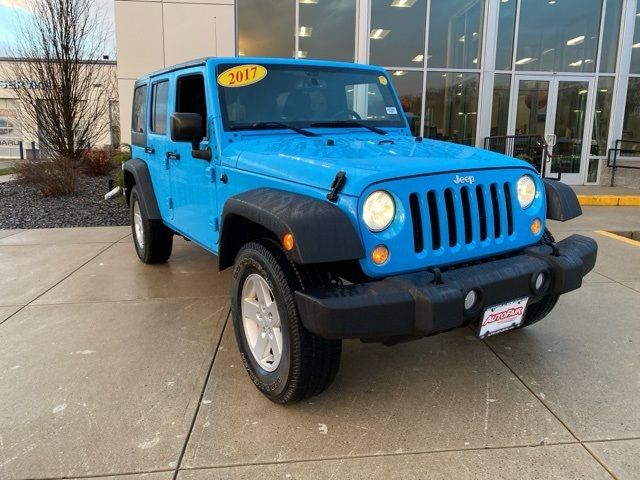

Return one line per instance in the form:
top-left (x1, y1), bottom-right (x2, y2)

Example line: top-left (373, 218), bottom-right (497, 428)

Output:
top-left (7, 0), bottom-right (115, 161)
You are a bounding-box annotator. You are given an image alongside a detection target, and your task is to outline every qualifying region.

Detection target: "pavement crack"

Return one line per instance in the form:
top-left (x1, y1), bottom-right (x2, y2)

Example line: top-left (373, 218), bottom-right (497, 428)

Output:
top-left (172, 309), bottom-right (230, 480)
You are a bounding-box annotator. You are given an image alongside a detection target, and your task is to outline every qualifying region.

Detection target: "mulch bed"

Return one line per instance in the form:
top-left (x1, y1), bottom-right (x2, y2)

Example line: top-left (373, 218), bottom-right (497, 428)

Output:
top-left (0, 171), bottom-right (130, 229)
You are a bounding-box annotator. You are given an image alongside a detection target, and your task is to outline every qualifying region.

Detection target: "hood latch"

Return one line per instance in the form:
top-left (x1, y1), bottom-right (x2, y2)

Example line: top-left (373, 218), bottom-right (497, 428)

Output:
top-left (327, 171), bottom-right (347, 203)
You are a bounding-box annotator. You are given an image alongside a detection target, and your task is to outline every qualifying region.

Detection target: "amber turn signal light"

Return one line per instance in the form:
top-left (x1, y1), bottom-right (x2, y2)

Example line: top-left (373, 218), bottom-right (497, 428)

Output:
top-left (530, 218), bottom-right (542, 235)
top-left (282, 233), bottom-right (295, 251)
top-left (371, 245), bottom-right (390, 265)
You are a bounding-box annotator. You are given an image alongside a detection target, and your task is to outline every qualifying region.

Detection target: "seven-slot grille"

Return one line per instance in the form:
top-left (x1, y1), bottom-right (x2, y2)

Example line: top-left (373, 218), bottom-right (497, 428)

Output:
top-left (408, 182), bottom-right (515, 253)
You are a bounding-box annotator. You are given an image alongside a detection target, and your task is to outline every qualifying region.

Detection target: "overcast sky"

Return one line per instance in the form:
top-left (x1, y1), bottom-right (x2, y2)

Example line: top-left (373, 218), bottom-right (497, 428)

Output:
top-left (0, 0), bottom-right (116, 58)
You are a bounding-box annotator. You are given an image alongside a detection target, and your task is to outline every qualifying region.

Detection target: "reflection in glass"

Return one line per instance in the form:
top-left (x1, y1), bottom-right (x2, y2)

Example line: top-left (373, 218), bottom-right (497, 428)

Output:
top-left (491, 74), bottom-right (511, 137)
top-left (428, 0), bottom-right (483, 69)
top-left (514, 80), bottom-right (549, 137)
top-left (495, 0), bottom-right (516, 70)
top-left (631, 4), bottom-right (640, 74)
top-left (599, 0), bottom-right (623, 73)
top-left (424, 72), bottom-right (479, 145)
top-left (237, 0), bottom-right (295, 58)
top-left (622, 78), bottom-right (640, 153)
top-left (299, 0), bottom-right (356, 61)
top-left (551, 81), bottom-right (589, 174)
top-left (370, 0), bottom-right (426, 68)
top-left (388, 70), bottom-right (423, 136)
top-left (591, 77), bottom-right (614, 156)
top-left (515, 0), bottom-right (601, 73)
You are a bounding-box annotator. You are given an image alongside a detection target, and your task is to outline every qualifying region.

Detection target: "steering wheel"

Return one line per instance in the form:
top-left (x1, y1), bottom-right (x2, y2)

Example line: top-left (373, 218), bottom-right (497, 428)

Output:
top-left (332, 109), bottom-right (362, 120)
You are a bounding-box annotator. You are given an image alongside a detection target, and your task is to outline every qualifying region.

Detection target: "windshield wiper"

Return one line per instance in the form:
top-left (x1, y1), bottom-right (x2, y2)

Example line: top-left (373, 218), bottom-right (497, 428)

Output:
top-left (229, 121), bottom-right (319, 137)
top-left (310, 121), bottom-right (387, 136)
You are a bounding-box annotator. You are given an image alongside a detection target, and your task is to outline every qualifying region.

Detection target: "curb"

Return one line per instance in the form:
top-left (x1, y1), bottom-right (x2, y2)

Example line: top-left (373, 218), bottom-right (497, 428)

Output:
top-left (577, 195), bottom-right (640, 206)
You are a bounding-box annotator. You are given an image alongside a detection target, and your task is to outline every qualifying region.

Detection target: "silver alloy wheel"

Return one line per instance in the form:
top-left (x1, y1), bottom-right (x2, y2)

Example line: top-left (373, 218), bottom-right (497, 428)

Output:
top-left (133, 200), bottom-right (144, 249)
top-left (241, 273), bottom-right (283, 372)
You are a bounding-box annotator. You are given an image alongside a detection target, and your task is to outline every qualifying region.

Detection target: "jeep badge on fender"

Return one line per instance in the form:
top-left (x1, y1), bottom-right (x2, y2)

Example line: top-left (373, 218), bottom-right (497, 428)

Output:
top-left (124, 57), bottom-right (597, 404)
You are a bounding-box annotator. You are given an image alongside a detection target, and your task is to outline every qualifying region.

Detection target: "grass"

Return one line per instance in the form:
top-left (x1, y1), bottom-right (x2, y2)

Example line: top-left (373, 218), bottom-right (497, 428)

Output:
top-left (0, 167), bottom-right (16, 176)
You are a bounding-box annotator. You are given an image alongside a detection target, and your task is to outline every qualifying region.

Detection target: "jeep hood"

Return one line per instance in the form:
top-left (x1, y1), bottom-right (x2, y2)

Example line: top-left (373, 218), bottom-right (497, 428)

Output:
top-left (223, 134), bottom-right (536, 197)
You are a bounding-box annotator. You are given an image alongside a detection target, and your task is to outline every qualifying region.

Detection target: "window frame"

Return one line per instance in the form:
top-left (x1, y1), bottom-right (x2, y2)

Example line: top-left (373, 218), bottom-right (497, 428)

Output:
top-left (150, 79), bottom-right (170, 136)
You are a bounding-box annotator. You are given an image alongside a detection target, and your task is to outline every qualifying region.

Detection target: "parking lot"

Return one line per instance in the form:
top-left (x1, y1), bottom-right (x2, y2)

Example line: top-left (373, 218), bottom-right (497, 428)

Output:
top-left (0, 206), bottom-right (639, 479)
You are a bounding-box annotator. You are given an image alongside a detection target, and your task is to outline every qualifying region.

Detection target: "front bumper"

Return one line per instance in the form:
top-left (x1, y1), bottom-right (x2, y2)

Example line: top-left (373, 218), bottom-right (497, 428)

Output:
top-left (295, 234), bottom-right (597, 340)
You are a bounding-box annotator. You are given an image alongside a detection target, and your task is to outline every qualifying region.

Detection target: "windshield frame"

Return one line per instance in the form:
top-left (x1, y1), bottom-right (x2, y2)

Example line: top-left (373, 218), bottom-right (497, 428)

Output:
top-left (216, 63), bottom-right (407, 133)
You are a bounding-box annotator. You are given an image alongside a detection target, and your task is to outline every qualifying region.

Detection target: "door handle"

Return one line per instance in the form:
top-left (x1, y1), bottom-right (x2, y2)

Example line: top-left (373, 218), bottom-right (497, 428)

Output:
top-left (166, 152), bottom-right (180, 160)
top-left (144, 146), bottom-right (155, 154)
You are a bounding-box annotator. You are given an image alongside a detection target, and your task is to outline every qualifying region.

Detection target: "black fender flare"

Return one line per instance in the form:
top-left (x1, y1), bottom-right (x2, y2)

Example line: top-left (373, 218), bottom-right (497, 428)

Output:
top-left (123, 159), bottom-right (162, 220)
top-left (543, 178), bottom-right (582, 222)
top-left (219, 188), bottom-right (365, 270)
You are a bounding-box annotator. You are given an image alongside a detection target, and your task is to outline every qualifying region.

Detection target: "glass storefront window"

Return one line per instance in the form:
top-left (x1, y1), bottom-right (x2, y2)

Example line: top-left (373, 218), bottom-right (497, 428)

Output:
top-left (388, 70), bottom-right (423, 136)
top-left (424, 72), bottom-right (479, 145)
top-left (631, 4), bottom-right (640, 74)
top-left (428, 0), bottom-right (484, 70)
top-left (495, 0), bottom-right (516, 71)
top-left (370, 0), bottom-right (427, 68)
top-left (622, 78), bottom-right (640, 148)
top-left (515, 0), bottom-right (601, 73)
top-left (591, 77), bottom-right (614, 156)
top-left (299, 0), bottom-right (356, 61)
top-left (237, 0), bottom-right (295, 58)
top-left (490, 74), bottom-right (511, 137)
top-left (599, 0), bottom-right (623, 73)
top-left (587, 158), bottom-right (599, 183)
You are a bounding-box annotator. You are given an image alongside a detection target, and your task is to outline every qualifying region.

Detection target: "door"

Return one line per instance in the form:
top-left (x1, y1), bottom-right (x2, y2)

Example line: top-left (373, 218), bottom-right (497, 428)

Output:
top-left (167, 70), bottom-right (219, 249)
top-left (508, 75), bottom-right (595, 185)
top-left (146, 79), bottom-right (173, 220)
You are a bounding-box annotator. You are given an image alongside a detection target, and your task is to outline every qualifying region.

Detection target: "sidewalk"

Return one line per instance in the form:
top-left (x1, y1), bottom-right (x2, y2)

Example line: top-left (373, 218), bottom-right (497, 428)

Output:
top-left (572, 185), bottom-right (640, 206)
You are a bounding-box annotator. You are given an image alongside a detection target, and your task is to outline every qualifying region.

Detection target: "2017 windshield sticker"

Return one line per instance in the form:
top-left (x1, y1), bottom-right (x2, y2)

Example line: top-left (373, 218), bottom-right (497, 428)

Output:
top-left (386, 106), bottom-right (397, 115)
top-left (217, 65), bottom-right (267, 88)
top-left (378, 75), bottom-right (388, 85)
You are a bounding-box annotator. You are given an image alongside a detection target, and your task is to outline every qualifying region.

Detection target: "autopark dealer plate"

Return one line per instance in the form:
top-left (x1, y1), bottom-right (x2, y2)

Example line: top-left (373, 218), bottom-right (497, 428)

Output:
top-left (478, 297), bottom-right (529, 339)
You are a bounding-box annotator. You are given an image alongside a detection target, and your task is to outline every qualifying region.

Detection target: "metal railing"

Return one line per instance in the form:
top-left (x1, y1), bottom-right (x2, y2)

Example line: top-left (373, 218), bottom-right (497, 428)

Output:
top-left (606, 139), bottom-right (640, 187)
top-left (483, 135), bottom-right (560, 180)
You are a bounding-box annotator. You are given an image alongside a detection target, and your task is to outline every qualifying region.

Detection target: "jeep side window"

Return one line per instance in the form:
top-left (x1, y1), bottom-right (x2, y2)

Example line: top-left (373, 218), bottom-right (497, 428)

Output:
top-left (150, 80), bottom-right (169, 135)
top-left (176, 74), bottom-right (207, 139)
top-left (131, 84), bottom-right (148, 147)
top-left (132, 84), bottom-right (147, 134)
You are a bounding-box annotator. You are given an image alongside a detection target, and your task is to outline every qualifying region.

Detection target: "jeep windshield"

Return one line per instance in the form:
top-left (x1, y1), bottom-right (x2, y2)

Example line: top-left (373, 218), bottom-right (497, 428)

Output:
top-left (217, 63), bottom-right (405, 133)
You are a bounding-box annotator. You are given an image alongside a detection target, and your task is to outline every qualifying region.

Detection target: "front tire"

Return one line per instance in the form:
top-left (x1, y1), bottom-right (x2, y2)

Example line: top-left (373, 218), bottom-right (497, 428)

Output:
top-left (230, 241), bottom-right (341, 404)
top-left (130, 186), bottom-right (173, 264)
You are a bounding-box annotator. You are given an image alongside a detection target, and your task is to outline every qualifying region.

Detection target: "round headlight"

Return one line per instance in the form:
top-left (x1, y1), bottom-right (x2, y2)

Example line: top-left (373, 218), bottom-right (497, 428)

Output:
top-left (363, 190), bottom-right (395, 232)
top-left (516, 174), bottom-right (536, 209)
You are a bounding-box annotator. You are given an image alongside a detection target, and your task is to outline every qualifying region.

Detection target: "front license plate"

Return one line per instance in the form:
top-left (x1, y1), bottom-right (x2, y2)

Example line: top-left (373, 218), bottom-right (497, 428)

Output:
top-left (478, 297), bottom-right (529, 339)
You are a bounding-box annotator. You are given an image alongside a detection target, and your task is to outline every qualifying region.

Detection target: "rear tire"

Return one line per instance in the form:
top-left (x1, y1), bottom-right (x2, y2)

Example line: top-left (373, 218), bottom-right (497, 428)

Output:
top-left (130, 186), bottom-right (173, 264)
top-left (230, 240), bottom-right (341, 404)
top-left (520, 227), bottom-right (559, 328)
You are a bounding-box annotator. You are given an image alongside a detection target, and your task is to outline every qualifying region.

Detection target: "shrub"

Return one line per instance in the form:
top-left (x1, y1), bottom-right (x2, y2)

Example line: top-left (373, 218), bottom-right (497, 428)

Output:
top-left (82, 148), bottom-right (115, 176)
top-left (112, 150), bottom-right (131, 165)
top-left (16, 158), bottom-right (79, 196)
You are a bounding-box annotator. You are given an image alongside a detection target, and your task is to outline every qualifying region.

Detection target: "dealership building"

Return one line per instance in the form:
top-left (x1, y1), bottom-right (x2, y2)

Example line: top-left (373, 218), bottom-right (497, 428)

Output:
top-left (114, 0), bottom-right (640, 186)
top-left (0, 59), bottom-right (120, 158)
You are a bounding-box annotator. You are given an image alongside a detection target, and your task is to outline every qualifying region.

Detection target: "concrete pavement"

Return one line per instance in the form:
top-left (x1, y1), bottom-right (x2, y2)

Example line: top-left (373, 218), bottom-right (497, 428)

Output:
top-left (0, 207), bottom-right (639, 479)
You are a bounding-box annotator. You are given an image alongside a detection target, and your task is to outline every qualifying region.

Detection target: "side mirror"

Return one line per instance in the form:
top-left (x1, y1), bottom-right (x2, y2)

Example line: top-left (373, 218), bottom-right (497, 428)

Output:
top-left (171, 112), bottom-right (203, 146)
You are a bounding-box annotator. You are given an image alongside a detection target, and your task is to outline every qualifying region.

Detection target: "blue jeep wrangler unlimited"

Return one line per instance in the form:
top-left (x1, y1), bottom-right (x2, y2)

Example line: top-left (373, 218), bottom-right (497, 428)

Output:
top-left (125, 57), bottom-right (597, 404)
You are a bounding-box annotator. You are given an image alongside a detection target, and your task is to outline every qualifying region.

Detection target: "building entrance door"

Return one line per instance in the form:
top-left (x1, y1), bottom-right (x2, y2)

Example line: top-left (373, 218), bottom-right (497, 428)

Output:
top-left (508, 75), bottom-right (595, 185)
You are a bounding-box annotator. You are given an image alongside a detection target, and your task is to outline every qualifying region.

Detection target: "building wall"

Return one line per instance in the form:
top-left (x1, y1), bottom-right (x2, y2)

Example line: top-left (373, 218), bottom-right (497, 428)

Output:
top-left (114, 0), bottom-right (235, 145)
